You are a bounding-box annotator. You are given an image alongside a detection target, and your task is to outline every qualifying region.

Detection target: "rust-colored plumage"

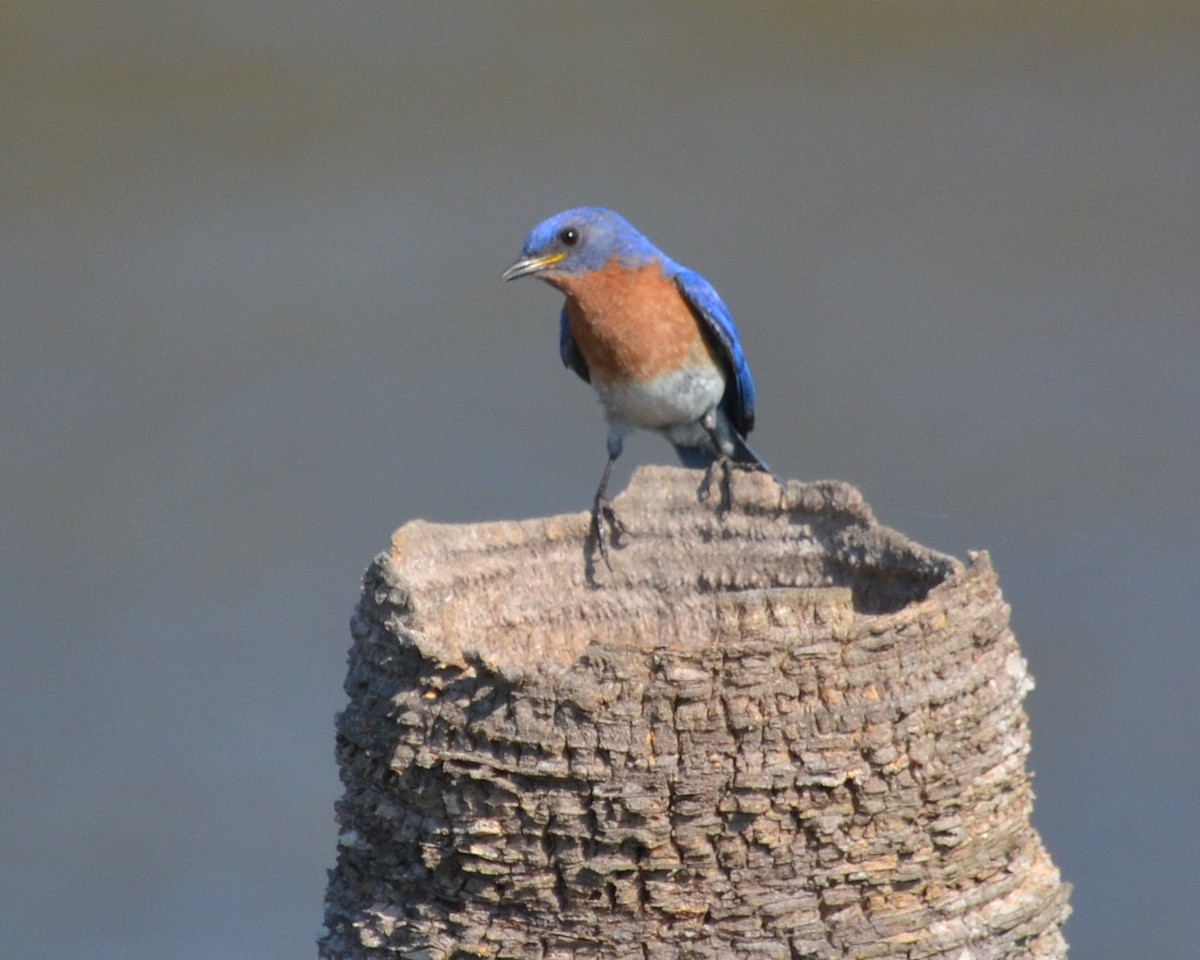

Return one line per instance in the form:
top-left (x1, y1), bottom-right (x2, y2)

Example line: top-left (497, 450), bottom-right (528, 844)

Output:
top-left (555, 260), bottom-right (719, 385)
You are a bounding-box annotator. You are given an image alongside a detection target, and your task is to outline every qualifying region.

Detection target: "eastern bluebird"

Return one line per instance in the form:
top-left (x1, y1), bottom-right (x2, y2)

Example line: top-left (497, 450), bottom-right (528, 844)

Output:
top-left (502, 207), bottom-right (771, 562)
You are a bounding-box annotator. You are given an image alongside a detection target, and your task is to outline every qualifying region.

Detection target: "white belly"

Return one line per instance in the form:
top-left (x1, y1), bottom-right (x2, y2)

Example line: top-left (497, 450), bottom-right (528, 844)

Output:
top-left (594, 365), bottom-right (724, 434)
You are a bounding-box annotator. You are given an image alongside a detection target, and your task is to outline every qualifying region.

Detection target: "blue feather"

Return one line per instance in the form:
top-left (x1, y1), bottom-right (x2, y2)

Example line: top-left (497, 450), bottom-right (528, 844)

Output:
top-left (671, 268), bottom-right (756, 438)
top-left (558, 306), bottom-right (590, 383)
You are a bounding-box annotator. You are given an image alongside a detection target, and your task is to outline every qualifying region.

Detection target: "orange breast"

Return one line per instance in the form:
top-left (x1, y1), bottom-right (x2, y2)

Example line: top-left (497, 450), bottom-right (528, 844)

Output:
top-left (559, 260), bottom-right (718, 384)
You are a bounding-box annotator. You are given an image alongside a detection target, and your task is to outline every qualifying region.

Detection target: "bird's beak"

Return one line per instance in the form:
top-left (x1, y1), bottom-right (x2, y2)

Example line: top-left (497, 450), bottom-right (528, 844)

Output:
top-left (501, 251), bottom-right (566, 282)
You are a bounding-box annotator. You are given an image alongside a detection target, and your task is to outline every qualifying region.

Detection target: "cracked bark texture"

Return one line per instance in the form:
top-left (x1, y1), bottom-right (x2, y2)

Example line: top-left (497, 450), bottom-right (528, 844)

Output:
top-left (321, 466), bottom-right (1070, 960)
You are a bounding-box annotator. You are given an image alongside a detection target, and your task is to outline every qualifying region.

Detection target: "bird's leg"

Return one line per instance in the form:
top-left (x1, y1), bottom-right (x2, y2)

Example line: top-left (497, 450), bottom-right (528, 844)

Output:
top-left (699, 458), bottom-right (734, 514)
top-left (588, 433), bottom-right (628, 570)
top-left (697, 410), bottom-right (736, 514)
top-left (696, 409), bottom-right (785, 513)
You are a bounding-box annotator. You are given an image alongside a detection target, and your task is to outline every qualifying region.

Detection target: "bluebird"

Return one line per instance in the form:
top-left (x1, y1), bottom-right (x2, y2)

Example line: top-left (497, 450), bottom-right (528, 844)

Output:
top-left (502, 207), bottom-right (771, 563)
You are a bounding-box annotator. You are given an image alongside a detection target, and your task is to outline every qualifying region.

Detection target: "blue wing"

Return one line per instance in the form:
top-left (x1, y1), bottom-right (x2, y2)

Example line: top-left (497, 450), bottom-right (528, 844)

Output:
top-left (673, 268), bottom-right (756, 437)
top-left (558, 306), bottom-right (590, 383)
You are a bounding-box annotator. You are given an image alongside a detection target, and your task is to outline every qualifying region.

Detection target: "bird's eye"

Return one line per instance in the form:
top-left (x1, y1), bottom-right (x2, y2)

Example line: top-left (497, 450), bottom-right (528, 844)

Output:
top-left (558, 227), bottom-right (580, 247)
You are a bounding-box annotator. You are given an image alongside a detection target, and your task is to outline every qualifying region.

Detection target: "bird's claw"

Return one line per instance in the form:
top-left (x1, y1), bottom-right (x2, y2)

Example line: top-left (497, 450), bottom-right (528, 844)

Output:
top-left (699, 459), bottom-right (785, 516)
top-left (588, 495), bottom-right (628, 571)
top-left (698, 457), bottom-right (735, 515)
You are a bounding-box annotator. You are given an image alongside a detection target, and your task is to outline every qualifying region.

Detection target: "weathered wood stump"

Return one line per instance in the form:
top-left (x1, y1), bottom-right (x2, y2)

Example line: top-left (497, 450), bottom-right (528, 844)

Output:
top-left (321, 467), bottom-right (1070, 959)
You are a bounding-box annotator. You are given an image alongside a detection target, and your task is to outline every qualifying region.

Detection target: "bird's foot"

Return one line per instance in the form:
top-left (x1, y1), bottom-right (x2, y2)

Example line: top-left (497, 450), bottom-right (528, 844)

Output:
top-left (698, 459), bottom-right (784, 516)
top-left (587, 493), bottom-right (628, 571)
top-left (698, 457), bottom-right (735, 516)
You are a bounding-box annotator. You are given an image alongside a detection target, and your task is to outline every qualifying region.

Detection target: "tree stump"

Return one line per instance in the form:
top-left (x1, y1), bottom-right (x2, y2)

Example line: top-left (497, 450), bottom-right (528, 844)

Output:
top-left (321, 466), bottom-right (1070, 959)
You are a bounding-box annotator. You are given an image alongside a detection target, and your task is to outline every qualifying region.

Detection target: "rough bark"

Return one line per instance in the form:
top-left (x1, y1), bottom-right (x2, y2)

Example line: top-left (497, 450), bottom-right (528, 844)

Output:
top-left (321, 466), bottom-right (1070, 959)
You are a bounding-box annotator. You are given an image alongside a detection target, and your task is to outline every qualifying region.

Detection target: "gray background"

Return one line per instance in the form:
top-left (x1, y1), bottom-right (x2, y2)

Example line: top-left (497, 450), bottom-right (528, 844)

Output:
top-left (3, 4), bottom-right (1197, 958)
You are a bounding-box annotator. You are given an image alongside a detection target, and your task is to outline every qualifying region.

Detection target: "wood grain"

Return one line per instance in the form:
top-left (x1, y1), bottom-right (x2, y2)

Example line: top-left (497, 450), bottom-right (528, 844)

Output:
top-left (321, 466), bottom-right (1070, 959)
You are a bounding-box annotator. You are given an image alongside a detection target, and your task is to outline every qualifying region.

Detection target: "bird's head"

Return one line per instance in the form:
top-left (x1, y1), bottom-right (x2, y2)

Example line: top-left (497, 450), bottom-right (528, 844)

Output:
top-left (502, 207), bottom-right (658, 285)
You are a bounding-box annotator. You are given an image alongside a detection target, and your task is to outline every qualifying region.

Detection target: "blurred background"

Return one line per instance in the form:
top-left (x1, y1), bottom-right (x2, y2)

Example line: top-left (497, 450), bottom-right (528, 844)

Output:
top-left (3, 3), bottom-right (1197, 958)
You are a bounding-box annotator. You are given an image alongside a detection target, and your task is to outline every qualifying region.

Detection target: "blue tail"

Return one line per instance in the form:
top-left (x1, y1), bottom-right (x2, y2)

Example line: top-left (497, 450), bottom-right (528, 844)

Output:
top-left (673, 430), bottom-right (771, 473)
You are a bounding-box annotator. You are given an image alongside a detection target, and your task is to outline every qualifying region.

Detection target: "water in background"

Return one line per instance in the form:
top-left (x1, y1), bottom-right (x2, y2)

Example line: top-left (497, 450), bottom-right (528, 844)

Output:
top-left (2, 4), bottom-right (1197, 958)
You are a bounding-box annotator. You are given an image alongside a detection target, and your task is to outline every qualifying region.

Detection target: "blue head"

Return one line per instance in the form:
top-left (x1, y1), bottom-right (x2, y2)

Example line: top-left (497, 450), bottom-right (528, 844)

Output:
top-left (501, 207), bottom-right (663, 284)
